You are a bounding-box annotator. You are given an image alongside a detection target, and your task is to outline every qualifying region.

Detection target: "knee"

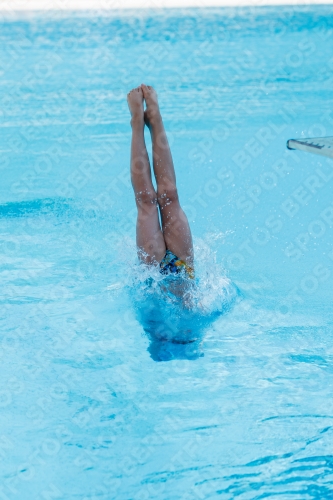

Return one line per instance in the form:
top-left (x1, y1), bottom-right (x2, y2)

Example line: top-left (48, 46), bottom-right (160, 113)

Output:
top-left (157, 187), bottom-right (179, 208)
top-left (136, 190), bottom-right (157, 209)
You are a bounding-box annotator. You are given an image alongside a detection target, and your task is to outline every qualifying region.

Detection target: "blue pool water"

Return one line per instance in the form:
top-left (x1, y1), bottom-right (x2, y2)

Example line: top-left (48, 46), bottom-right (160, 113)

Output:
top-left (1, 6), bottom-right (333, 499)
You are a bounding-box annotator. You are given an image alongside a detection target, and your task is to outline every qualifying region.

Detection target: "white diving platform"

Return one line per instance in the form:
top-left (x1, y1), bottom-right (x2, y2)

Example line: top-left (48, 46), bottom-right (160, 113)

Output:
top-left (287, 136), bottom-right (333, 159)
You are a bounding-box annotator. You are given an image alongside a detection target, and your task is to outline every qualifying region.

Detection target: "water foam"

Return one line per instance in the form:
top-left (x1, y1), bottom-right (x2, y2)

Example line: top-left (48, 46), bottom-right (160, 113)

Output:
top-left (108, 236), bottom-right (239, 354)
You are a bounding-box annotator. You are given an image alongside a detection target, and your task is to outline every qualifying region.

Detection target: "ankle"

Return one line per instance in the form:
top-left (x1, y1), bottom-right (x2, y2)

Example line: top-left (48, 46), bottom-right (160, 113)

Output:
top-left (131, 114), bottom-right (144, 128)
top-left (146, 109), bottom-right (162, 126)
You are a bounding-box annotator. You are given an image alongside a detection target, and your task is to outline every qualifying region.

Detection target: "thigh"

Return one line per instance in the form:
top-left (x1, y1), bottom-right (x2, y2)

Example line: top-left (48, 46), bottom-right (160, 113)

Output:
top-left (159, 201), bottom-right (194, 265)
top-left (136, 204), bottom-right (166, 264)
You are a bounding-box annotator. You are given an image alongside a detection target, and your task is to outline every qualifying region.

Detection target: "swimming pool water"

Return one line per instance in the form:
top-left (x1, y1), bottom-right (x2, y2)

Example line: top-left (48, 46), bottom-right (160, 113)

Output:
top-left (1, 6), bottom-right (333, 499)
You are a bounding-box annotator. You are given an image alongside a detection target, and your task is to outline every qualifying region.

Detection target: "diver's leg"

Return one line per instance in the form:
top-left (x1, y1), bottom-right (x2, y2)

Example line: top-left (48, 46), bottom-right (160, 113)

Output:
top-left (127, 86), bottom-right (166, 264)
top-left (141, 84), bottom-right (193, 266)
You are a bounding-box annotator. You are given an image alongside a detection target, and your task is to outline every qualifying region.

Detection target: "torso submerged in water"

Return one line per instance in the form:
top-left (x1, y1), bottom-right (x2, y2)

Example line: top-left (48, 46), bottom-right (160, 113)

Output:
top-left (132, 250), bottom-right (219, 345)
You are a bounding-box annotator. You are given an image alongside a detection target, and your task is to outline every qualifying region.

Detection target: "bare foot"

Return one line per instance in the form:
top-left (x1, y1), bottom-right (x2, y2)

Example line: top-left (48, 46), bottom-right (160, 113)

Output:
top-left (127, 86), bottom-right (144, 126)
top-left (141, 84), bottom-right (161, 127)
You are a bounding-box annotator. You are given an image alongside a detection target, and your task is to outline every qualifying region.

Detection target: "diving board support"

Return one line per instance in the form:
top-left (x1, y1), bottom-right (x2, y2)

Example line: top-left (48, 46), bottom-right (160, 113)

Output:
top-left (287, 136), bottom-right (333, 159)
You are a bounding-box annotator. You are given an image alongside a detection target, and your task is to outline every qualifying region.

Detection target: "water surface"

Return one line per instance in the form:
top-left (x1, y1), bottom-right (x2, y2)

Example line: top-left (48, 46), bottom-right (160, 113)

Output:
top-left (1, 6), bottom-right (333, 499)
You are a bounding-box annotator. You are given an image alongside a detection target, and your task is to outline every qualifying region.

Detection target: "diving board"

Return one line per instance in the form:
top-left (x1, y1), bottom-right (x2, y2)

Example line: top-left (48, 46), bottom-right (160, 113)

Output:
top-left (287, 136), bottom-right (333, 159)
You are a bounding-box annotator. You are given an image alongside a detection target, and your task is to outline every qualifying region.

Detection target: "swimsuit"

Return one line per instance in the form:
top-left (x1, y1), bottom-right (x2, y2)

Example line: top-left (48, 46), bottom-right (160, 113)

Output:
top-left (160, 250), bottom-right (195, 280)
